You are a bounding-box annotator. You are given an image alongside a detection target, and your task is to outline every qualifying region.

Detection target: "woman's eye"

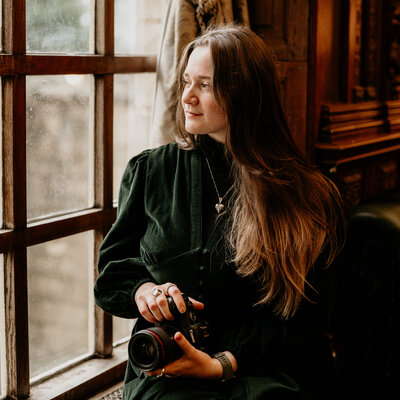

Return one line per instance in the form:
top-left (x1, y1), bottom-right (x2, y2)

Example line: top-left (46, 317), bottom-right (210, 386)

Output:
top-left (201, 82), bottom-right (210, 88)
top-left (183, 79), bottom-right (190, 86)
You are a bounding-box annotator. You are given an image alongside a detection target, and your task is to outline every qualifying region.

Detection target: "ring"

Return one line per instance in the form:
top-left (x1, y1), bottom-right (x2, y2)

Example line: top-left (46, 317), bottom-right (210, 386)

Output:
top-left (166, 283), bottom-right (177, 295)
top-left (152, 287), bottom-right (162, 298)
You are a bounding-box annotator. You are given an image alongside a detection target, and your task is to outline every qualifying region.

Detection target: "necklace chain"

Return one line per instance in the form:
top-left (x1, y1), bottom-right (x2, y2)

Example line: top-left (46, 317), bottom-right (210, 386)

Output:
top-left (204, 154), bottom-right (229, 214)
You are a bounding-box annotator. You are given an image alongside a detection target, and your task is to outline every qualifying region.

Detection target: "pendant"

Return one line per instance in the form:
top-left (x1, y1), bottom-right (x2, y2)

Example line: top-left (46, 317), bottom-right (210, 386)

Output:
top-left (215, 197), bottom-right (225, 214)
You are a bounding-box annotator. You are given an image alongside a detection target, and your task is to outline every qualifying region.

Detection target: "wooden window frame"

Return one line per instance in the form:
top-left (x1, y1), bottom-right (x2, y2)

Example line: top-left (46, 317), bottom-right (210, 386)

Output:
top-left (1, 0), bottom-right (156, 398)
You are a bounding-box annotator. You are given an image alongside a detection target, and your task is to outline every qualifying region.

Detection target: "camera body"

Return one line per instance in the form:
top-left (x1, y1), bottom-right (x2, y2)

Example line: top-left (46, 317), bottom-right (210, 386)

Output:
top-left (128, 294), bottom-right (210, 371)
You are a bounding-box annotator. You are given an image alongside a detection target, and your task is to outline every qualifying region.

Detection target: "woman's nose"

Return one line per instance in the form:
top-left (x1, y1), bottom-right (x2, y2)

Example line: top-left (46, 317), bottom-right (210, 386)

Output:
top-left (182, 88), bottom-right (199, 105)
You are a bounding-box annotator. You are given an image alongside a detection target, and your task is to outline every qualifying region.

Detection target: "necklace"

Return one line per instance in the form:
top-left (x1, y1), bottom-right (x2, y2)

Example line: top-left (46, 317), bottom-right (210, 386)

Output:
top-left (203, 155), bottom-right (229, 214)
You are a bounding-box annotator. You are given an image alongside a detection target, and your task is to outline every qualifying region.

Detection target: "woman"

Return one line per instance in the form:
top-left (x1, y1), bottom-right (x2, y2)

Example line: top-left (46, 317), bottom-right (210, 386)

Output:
top-left (95, 24), bottom-right (345, 399)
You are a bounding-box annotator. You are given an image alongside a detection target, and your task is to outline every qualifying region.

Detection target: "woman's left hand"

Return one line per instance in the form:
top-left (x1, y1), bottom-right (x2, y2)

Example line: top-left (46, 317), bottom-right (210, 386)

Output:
top-left (145, 332), bottom-right (225, 379)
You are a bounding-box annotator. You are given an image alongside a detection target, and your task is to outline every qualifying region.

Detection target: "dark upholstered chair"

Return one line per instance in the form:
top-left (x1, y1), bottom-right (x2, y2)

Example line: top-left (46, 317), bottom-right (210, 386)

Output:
top-left (332, 192), bottom-right (400, 400)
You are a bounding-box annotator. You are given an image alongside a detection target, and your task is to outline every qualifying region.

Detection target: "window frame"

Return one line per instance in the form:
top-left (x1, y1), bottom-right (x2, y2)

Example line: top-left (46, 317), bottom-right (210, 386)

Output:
top-left (0, 0), bottom-right (156, 397)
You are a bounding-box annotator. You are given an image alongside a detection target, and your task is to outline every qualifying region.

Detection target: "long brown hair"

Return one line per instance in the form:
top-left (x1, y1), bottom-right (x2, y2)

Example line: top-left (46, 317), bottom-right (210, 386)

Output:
top-left (176, 24), bottom-right (345, 319)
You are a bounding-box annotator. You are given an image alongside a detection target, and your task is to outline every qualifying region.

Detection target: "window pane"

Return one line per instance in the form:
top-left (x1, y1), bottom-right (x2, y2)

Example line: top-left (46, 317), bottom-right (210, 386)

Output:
top-left (26, 0), bottom-right (91, 54)
top-left (0, 256), bottom-right (6, 397)
top-left (28, 232), bottom-right (93, 380)
top-left (113, 73), bottom-right (156, 199)
top-left (115, 0), bottom-right (166, 55)
top-left (113, 316), bottom-right (135, 345)
top-left (26, 75), bottom-right (92, 221)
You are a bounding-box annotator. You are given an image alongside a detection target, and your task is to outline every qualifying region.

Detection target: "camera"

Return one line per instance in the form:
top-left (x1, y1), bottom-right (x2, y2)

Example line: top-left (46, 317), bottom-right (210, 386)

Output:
top-left (128, 294), bottom-right (210, 371)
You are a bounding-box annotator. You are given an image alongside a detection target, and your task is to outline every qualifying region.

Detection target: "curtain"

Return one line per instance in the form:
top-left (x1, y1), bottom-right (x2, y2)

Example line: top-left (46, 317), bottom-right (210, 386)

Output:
top-left (150, 0), bottom-right (249, 147)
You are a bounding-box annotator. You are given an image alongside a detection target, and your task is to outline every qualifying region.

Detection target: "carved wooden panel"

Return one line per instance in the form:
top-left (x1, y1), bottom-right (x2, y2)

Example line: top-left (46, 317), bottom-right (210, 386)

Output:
top-left (376, 160), bottom-right (398, 192)
top-left (312, 0), bottom-right (400, 208)
top-left (342, 0), bottom-right (363, 102)
top-left (362, 0), bottom-right (382, 98)
top-left (248, 0), bottom-right (309, 61)
top-left (338, 169), bottom-right (363, 209)
top-left (387, 0), bottom-right (400, 99)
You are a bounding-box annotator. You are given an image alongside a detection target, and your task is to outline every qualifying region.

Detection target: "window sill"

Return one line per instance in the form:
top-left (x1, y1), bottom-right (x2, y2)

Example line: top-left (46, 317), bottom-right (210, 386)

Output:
top-left (29, 343), bottom-right (128, 400)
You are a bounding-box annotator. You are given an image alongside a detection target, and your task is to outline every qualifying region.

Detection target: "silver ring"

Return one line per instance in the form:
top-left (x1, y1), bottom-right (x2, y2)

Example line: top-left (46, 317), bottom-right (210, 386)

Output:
top-left (166, 283), bottom-right (177, 295)
top-left (152, 287), bottom-right (162, 298)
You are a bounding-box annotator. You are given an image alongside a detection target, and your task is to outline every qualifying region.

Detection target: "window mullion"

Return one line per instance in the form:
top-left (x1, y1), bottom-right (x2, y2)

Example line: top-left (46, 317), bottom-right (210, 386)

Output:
top-left (95, 0), bottom-right (114, 56)
top-left (2, 0), bottom-right (26, 55)
top-left (2, 0), bottom-right (29, 396)
top-left (93, 0), bottom-right (114, 357)
top-left (4, 250), bottom-right (29, 398)
top-left (3, 75), bottom-right (29, 397)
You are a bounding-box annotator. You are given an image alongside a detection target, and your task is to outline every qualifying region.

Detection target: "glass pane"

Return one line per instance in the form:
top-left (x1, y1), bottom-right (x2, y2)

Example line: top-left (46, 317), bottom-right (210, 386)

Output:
top-left (115, 0), bottom-right (166, 55)
top-left (26, 0), bottom-right (91, 54)
top-left (0, 256), bottom-right (6, 397)
top-left (26, 75), bottom-right (92, 221)
top-left (113, 73), bottom-right (156, 199)
top-left (113, 316), bottom-right (135, 345)
top-left (28, 232), bottom-right (93, 380)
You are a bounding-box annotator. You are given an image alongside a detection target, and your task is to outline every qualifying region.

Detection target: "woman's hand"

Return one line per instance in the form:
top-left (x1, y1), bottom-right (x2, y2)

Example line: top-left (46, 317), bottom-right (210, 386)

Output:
top-left (134, 282), bottom-right (204, 323)
top-left (145, 332), bottom-right (237, 379)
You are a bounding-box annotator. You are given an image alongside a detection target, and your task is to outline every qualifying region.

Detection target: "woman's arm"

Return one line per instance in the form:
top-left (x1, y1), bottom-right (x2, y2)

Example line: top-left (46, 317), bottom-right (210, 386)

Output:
top-left (94, 151), bottom-right (155, 319)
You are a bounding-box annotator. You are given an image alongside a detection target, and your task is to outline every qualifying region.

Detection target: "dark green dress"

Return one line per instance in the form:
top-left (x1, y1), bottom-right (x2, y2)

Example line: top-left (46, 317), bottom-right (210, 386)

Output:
top-left (94, 136), bottom-right (338, 400)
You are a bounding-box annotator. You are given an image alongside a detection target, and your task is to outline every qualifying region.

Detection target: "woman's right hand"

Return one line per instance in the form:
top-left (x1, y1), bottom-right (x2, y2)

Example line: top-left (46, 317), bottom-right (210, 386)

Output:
top-left (134, 282), bottom-right (204, 324)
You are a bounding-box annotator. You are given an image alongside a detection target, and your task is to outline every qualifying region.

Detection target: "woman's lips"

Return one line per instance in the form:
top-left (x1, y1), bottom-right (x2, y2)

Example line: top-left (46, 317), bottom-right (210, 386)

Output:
top-left (186, 110), bottom-right (202, 117)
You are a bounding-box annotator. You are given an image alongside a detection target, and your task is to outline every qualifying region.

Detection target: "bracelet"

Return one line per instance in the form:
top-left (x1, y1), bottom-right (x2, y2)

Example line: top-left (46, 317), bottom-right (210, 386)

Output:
top-left (212, 352), bottom-right (235, 382)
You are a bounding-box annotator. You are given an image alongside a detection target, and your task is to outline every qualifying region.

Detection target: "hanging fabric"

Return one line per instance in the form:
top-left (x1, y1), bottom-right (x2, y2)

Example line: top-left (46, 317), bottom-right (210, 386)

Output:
top-left (150, 0), bottom-right (249, 147)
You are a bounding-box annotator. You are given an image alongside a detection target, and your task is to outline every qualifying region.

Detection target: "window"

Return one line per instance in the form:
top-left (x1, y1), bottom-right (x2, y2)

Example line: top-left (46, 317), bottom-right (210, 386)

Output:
top-left (0, 1), bottom-right (166, 398)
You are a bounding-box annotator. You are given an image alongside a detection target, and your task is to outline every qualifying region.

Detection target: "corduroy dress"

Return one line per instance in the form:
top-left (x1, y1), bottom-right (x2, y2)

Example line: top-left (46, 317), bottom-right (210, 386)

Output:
top-left (94, 135), bottom-right (339, 400)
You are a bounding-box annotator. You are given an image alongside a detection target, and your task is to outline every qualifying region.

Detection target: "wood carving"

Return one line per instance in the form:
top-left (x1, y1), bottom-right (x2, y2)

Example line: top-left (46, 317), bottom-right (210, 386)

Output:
top-left (314, 0), bottom-right (400, 209)
top-left (343, 0), bottom-right (363, 102)
top-left (377, 160), bottom-right (398, 192)
top-left (362, 0), bottom-right (381, 95)
top-left (388, 0), bottom-right (400, 99)
top-left (338, 171), bottom-right (363, 209)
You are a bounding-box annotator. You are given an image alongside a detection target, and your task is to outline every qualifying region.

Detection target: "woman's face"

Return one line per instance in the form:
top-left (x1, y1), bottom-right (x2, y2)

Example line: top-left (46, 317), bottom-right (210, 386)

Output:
top-left (181, 46), bottom-right (227, 143)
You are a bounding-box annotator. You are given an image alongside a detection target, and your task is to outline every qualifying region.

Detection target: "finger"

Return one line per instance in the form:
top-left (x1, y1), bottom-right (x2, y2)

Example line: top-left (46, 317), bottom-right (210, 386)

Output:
top-left (188, 297), bottom-right (204, 310)
top-left (155, 294), bottom-right (175, 321)
top-left (167, 288), bottom-right (186, 314)
top-left (136, 298), bottom-right (157, 323)
top-left (144, 369), bottom-right (160, 377)
top-left (174, 331), bottom-right (194, 354)
top-left (147, 298), bottom-right (164, 321)
top-left (163, 282), bottom-right (178, 297)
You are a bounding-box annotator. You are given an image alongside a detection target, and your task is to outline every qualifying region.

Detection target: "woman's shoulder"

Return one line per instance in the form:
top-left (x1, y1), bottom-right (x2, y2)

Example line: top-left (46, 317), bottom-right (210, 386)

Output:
top-left (126, 142), bottom-right (193, 170)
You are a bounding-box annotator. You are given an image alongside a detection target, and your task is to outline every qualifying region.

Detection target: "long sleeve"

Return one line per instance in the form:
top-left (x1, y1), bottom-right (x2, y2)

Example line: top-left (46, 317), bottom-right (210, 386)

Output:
top-left (94, 150), bottom-right (155, 319)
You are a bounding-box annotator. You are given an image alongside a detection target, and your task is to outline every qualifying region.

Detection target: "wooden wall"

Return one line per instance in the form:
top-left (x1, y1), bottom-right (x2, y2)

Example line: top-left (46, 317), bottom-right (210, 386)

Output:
top-left (248, 0), bottom-right (310, 153)
top-left (249, 0), bottom-right (400, 210)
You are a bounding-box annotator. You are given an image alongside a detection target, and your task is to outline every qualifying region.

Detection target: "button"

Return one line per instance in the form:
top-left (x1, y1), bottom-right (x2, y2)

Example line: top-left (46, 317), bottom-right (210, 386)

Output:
top-left (199, 280), bottom-right (204, 287)
top-left (198, 294), bottom-right (204, 301)
top-left (199, 265), bottom-right (205, 272)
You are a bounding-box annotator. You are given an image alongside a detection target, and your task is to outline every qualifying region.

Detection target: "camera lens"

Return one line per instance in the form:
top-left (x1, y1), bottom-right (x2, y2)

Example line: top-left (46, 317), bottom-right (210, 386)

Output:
top-left (128, 326), bottom-right (181, 371)
top-left (132, 336), bottom-right (158, 366)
